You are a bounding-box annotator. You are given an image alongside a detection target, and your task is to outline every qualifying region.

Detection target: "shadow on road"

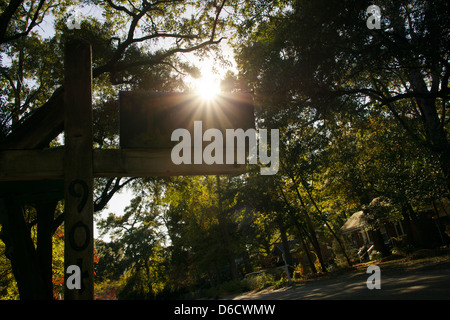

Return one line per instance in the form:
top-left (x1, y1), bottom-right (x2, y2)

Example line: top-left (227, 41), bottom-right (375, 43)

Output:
top-left (234, 260), bottom-right (450, 300)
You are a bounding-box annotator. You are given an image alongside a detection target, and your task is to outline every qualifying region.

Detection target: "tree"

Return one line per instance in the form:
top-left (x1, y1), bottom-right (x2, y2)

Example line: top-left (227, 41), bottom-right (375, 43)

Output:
top-left (234, 0), bottom-right (449, 192)
top-left (0, 0), bottom-right (230, 299)
top-left (160, 175), bottom-right (245, 294)
top-left (233, 0), bottom-right (449, 264)
top-left (96, 179), bottom-right (168, 299)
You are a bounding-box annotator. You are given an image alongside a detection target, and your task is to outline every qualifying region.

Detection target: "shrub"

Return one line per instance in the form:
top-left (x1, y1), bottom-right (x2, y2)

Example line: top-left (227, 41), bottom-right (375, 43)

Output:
top-left (219, 279), bottom-right (250, 295)
top-left (202, 279), bottom-right (250, 299)
top-left (369, 250), bottom-right (382, 261)
top-left (272, 277), bottom-right (288, 289)
top-left (391, 244), bottom-right (415, 256)
top-left (245, 272), bottom-right (275, 291)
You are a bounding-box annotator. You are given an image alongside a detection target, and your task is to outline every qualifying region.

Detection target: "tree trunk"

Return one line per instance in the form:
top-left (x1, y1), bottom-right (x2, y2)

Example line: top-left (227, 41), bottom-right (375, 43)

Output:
top-left (36, 201), bottom-right (58, 300)
top-left (307, 222), bottom-right (328, 272)
top-left (4, 198), bottom-right (47, 299)
top-left (279, 222), bottom-right (293, 266)
top-left (300, 176), bottom-right (353, 267)
top-left (409, 70), bottom-right (450, 193)
top-left (277, 183), bottom-right (318, 272)
top-left (294, 222), bottom-right (317, 273)
top-left (407, 203), bottom-right (427, 247)
top-left (216, 176), bottom-right (239, 280)
top-left (292, 184), bottom-right (328, 272)
top-left (401, 205), bottom-right (417, 247)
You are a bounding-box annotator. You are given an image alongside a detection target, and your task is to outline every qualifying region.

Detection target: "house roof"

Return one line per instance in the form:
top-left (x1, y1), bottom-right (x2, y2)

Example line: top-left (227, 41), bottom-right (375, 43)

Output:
top-left (340, 198), bottom-right (450, 234)
top-left (340, 211), bottom-right (366, 233)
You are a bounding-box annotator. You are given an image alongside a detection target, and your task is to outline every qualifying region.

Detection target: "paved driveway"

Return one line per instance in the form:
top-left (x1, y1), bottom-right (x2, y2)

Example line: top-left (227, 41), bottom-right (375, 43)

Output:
top-left (234, 261), bottom-right (450, 300)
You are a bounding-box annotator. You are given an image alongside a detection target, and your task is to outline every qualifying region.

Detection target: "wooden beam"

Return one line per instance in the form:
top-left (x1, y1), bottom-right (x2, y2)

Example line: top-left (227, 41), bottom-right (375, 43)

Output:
top-left (93, 149), bottom-right (246, 177)
top-left (0, 148), bottom-right (246, 181)
top-left (0, 87), bottom-right (64, 150)
top-left (0, 148), bottom-right (64, 181)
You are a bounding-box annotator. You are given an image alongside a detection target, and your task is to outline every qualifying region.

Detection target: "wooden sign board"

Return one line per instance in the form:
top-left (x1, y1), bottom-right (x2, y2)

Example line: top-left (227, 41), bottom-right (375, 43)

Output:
top-left (119, 91), bottom-right (255, 149)
top-left (119, 91), bottom-right (255, 175)
top-left (0, 92), bottom-right (256, 182)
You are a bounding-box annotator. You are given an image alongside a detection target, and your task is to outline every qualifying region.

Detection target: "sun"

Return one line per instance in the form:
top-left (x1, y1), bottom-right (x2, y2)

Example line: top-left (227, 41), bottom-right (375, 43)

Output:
top-left (194, 74), bottom-right (221, 100)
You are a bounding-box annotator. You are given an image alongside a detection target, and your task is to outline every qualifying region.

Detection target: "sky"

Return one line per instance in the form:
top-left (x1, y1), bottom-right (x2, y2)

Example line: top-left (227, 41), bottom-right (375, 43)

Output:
top-left (94, 187), bottom-right (132, 241)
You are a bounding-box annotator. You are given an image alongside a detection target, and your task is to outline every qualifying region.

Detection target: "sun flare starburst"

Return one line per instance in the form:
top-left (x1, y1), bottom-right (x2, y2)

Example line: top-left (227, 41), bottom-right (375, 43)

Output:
top-left (194, 74), bottom-right (221, 101)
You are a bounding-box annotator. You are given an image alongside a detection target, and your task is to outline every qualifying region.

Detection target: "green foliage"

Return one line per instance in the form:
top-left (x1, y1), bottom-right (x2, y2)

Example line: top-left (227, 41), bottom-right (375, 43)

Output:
top-left (0, 239), bottom-right (19, 300)
top-left (202, 279), bottom-right (250, 299)
top-left (243, 268), bottom-right (289, 291)
top-left (369, 250), bottom-right (383, 261)
top-left (1, 0), bottom-right (449, 300)
top-left (245, 272), bottom-right (275, 291)
top-left (1, 0), bottom-right (234, 299)
top-left (96, 0), bottom-right (448, 298)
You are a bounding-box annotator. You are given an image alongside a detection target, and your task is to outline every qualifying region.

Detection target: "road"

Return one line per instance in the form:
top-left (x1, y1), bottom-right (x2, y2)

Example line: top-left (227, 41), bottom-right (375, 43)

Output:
top-left (233, 260), bottom-right (450, 300)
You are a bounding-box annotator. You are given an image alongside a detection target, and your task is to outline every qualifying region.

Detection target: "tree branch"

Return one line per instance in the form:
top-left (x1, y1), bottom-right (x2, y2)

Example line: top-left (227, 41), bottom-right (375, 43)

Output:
top-left (94, 177), bottom-right (137, 212)
top-left (2, 1), bottom-right (228, 149)
top-left (105, 0), bottom-right (135, 17)
top-left (211, 0), bottom-right (227, 41)
top-left (0, 0), bottom-right (23, 44)
top-left (103, 36), bottom-right (225, 75)
top-left (0, 0), bottom-right (47, 44)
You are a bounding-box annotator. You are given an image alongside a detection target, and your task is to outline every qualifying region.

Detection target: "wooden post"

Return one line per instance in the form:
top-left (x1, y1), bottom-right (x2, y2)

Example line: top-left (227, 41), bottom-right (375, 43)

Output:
top-left (63, 39), bottom-right (94, 300)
